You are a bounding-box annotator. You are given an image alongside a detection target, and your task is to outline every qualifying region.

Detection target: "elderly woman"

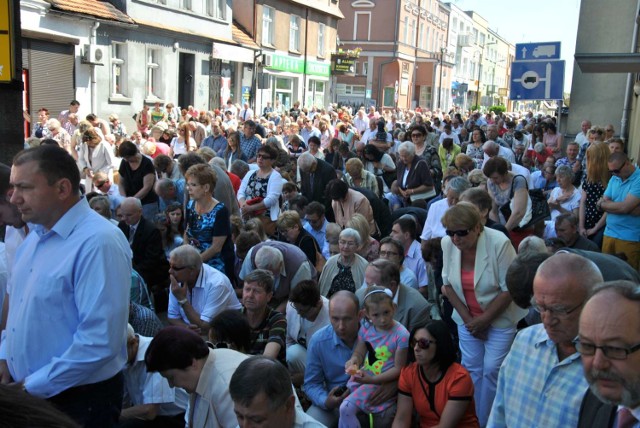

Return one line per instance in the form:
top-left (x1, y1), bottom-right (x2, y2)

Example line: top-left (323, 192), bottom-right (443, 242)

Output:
top-left (483, 156), bottom-right (532, 248)
top-left (318, 228), bottom-right (369, 298)
top-left (78, 129), bottom-right (116, 193)
top-left (118, 140), bottom-right (159, 219)
top-left (544, 164), bottom-right (581, 239)
top-left (393, 320), bottom-right (480, 428)
top-left (238, 145), bottom-right (283, 236)
top-left (440, 202), bottom-right (526, 426)
top-left (396, 141), bottom-right (435, 208)
top-left (343, 158), bottom-right (379, 196)
top-left (276, 210), bottom-right (320, 267)
top-left (184, 164), bottom-right (235, 280)
top-left (46, 119), bottom-right (73, 157)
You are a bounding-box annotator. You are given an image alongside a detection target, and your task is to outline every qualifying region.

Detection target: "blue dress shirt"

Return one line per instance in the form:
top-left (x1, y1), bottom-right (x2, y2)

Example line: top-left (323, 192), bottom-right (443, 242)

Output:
top-left (0, 197), bottom-right (132, 398)
top-left (303, 324), bottom-right (357, 409)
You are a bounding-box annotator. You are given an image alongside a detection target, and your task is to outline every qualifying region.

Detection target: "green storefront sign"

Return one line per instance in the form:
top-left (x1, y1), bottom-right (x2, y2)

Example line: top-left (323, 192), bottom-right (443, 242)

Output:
top-left (267, 53), bottom-right (330, 77)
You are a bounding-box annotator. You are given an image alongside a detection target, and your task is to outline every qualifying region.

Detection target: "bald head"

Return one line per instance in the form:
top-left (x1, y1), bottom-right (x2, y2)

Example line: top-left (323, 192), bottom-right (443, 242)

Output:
top-left (120, 197), bottom-right (142, 226)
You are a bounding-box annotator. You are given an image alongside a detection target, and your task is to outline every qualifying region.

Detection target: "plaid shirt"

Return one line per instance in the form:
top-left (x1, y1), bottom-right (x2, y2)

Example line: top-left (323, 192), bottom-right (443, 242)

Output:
top-left (488, 324), bottom-right (588, 428)
top-left (239, 133), bottom-right (262, 161)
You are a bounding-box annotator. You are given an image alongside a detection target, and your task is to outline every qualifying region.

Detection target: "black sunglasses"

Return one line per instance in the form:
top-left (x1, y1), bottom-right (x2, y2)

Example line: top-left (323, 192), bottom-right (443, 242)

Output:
top-left (411, 338), bottom-right (435, 349)
top-left (609, 161), bottom-right (627, 175)
top-left (445, 229), bottom-right (470, 237)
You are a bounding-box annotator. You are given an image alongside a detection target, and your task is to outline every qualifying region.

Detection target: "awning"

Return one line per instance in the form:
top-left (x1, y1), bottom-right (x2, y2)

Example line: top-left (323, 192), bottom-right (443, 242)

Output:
top-left (575, 53), bottom-right (640, 73)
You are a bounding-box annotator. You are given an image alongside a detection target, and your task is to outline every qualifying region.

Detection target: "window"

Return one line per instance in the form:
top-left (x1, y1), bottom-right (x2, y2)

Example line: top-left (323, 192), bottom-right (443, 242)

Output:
top-left (362, 61), bottom-right (368, 76)
top-left (206, 0), bottom-right (225, 19)
top-left (262, 6), bottom-right (275, 46)
top-left (419, 23), bottom-right (424, 49)
top-left (410, 19), bottom-right (416, 46)
top-left (182, 0), bottom-right (192, 11)
top-left (290, 15), bottom-right (301, 52)
top-left (425, 27), bottom-right (430, 51)
top-left (146, 48), bottom-right (161, 99)
top-left (317, 23), bottom-right (325, 57)
top-left (110, 42), bottom-right (127, 97)
top-left (403, 16), bottom-right (408, 44)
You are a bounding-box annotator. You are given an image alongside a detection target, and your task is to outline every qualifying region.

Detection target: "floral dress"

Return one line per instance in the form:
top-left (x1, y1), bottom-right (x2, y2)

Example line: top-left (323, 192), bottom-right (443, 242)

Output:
top-left (327, 261), bottom-right (356, 297)
top-left (245, 172), bottom-right (271, 218)
top-left (344, 321), bottom-right (410, 413)
top-left (185, 200), bottom-right (233, 276)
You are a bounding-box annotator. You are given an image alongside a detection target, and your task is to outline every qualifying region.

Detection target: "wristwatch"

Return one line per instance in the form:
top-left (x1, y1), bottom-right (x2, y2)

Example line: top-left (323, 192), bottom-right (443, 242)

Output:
top-left (178, 298), bottom-right (188, 306)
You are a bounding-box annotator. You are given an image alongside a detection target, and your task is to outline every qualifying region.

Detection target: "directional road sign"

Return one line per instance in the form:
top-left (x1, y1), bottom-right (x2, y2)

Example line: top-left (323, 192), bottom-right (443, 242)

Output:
top-left (515, 42), bottom-right (561, 61)
top-left (510, 60), bottom-right (565, 100)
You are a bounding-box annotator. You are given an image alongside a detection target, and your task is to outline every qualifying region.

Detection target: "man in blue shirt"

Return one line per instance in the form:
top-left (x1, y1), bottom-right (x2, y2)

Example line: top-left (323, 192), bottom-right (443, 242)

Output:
top-left (598, 152), bottom-right (640, 270)
top-left (200, 120), bottom-right (227, 157)
top-left (300, 118), bottom-right (321, 146)
top-left (0, 145), bottom-right (131, 426)
top-left (303, 202), bottom-right (330, 259)
top-left (239, 120), bottom-right (263, 163)
top-left (303, 291), bottom-right (359, 427)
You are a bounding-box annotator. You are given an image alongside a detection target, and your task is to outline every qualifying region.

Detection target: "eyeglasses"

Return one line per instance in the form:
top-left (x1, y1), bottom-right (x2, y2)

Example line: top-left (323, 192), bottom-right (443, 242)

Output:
top-left (609, 161), bottom-right (627, 175)
top-left (411, 338), bottom-right (435, 350)
top-left (95, 181), bottom-right (107, 188)
top-left (257, 154), bottom-right (272, 160)
top-left (411, 133), bottom-right (423, 138)
top-left (531, 300), bottom-right (584, 318)
top-left (445, 229), bottom-right (470, 237)
top-left (338, 240), bottom-right (357, 247)
top-left (379, 250), bottom-right (399, 257)
top-left (575, 340), bottom-right (640, 360)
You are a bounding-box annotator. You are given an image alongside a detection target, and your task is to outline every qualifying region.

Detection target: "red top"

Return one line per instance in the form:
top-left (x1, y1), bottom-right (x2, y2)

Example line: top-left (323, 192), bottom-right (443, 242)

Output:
top-left (398, 362), bottom-right (479, 428)
top-left (461, 269), bottom-right (484, 317)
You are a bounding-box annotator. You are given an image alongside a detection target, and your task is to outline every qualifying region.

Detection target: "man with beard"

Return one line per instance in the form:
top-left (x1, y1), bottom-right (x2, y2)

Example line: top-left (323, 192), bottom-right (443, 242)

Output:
top-left (577, 281), bottom-right (640, 428)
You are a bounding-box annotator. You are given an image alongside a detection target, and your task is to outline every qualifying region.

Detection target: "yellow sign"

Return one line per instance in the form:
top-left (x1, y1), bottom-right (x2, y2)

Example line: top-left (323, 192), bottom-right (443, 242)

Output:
top-left (0, 0), bottom-right (13, 83)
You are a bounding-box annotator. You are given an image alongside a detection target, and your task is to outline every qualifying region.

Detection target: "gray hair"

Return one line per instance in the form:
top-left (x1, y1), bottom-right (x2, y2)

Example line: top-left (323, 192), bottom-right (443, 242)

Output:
top-left (446, 176), bottom-right (471, 196)
top-left (537, 252), bottom-right (603, 294)
top-left (339, 227), bottom-right (362, 246)
top-left (169, 245), bottom-right (203, 270)
top-left (89, 195), bottom-right (111, 214)
top-left (230, 160), bottom-right (250, 178)
top-left (555, 164), bottom-right (574, 181)
top-left (590, 280), bottom-right (640, 302)
top-left (126, 323), bottom-right (135, 340)
top-left (482, 141), bottom-right (499, 156)
top-left (518, 236), bottom-right (548, 256)
top-left (297, 152), bottom-right (317, 173)
top-left (155, 177), bottom-right (176, 193)
top-left (255, 246), bottom-right (284, 271)
top-left (397, 141), bottom-right (415, 157)
top-left (121, 197), bottom-right (142, 211)
top-left (211, 157), bottom-right (227, 171)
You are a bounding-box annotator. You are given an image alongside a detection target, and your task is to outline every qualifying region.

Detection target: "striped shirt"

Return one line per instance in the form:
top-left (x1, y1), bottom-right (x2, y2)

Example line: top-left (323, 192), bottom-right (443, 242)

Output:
top-left (244, 307), bottom-right (287, 365)
top-left (488, 324), bottom-right (588, 428)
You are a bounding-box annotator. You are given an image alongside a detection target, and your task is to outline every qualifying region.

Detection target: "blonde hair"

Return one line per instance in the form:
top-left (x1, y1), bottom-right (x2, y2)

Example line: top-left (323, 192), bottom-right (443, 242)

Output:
top-left (345, 158), bottom-right (364, 176)
top-left (441, 201), bottom-right (482, 230)
top-left (277, 210), bottom-right (303, 231)
top-left (586, 142), bottom-right (610, 186)
top-left (346, 213), bottom-right (370, 248)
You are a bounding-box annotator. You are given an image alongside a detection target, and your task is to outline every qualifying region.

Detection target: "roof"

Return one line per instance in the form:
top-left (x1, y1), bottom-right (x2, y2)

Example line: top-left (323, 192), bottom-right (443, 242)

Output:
top-left (46, 0), bottom-right (135, 24)
top-left (232, 22), bottom-right (259, 50)
top-left (135, 18), bottom-right (237, 45)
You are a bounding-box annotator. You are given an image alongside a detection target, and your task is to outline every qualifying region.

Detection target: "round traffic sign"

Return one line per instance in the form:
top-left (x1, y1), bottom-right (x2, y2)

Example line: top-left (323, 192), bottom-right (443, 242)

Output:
top-left (520, 71), bottom-right (539, 89)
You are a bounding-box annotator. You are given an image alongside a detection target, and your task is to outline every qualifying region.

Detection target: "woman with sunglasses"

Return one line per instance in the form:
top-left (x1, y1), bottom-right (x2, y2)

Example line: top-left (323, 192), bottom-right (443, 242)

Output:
top-left (439, 202), bottom-right (526, 427)
top-left (393, 320), bottom-right (479, 428)
top-left (238, 145), bottom-right (283, 236)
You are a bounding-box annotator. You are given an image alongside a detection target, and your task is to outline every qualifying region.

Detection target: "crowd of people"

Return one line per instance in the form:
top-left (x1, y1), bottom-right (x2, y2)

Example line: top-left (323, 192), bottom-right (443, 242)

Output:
top-left (0, 98), bottom-right (638, 428)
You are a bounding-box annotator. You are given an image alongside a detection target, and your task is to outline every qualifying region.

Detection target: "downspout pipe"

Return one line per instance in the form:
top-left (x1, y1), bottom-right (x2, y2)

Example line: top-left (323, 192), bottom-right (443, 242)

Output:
top-left (90, 21), bottom-right (100, 115)
top-left (621, 0), bottom-right (640, 142)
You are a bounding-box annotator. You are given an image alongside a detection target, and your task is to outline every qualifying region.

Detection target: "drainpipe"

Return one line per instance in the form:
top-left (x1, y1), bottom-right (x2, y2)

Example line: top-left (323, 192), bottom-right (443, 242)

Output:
top-left (90, 21), bottom-right (100, 114)
top-left (302, 7), bottom-right (309, 107)
top-left (621, 0), bottom-right (640, 142)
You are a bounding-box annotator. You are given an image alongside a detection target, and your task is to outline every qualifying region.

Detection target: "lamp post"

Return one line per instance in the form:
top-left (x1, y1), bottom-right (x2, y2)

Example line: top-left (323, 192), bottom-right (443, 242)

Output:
top-left (437, 47), bottom-right (447, 110)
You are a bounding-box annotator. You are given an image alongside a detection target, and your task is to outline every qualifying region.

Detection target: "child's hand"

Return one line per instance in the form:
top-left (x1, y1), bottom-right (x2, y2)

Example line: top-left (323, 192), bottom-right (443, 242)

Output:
top-left (345, 360), bottom-right (359, 375)
top-left (352, 371), bottom-right (374, 384)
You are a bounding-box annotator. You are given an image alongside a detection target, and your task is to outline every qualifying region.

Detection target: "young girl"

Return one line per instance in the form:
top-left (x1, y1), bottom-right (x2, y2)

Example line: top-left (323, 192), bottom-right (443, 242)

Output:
top-left (340, 286), bottom-right (409, 427)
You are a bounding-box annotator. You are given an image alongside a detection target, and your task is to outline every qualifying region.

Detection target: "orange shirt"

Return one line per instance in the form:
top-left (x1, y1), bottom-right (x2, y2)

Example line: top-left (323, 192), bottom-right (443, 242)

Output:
top-left (461, 269), bottom-right (484, 317)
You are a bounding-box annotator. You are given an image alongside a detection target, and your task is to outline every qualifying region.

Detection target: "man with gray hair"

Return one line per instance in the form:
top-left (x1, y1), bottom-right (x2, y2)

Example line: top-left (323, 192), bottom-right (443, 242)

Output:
top-left (489, 253), bottom-right (604, 427)
top-left (167, 245), bottom-right (241, 335)
top-left (241, 269), bottom-right (287, 364)
top-left (154, 177), bottom-right (184, 211)
top-left (298, 151), bottom-right (337, 212)
top-left (239, 242), bottom-right (315, 313)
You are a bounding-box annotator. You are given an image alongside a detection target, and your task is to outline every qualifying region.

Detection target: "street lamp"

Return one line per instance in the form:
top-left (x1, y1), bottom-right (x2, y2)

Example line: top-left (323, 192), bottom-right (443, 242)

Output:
top-left (437, 47), bottom-right (447, 110)
top-left (475, 41), bottom-right (496, 110)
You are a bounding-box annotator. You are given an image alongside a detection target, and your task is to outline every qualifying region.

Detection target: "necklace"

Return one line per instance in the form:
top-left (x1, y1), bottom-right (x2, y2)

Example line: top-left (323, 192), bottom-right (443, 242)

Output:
top-left (196, 198), bottom-right (215, 217)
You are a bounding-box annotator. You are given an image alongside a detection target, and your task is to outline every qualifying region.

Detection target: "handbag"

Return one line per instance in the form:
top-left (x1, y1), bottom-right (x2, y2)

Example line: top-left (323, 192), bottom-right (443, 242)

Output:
top-left (500, 175), bottom-right (550, 231)
top-left (304, 235), bottom-right (326, 275)
top-left (409, 188), bottom-right (437, 202)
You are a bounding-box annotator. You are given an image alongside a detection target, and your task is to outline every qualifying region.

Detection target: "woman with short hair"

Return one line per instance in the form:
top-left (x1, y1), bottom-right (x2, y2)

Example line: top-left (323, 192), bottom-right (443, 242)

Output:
top-left (276, 210), bottom-right (319, 266)
top-left (343, 158), bottom-right (379, 196)
top-left (318, 228), bottom-right (368, 297)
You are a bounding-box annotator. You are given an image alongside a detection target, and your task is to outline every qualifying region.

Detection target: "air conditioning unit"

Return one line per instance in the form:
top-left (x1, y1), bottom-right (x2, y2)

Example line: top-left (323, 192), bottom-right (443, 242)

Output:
top-left (262, 54), bottom-right (273, 67)
top-left (83, 44), bottom-right (105, 65)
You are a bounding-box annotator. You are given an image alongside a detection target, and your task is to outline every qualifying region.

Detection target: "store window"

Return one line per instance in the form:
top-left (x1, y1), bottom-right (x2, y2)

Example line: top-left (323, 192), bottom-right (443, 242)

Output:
top-left (419, 86), bottom-right (432, 108)
top-left (307, 80), bottom-right (325, 107)
top-left (275, 77), bottom-right (294, 110)
top-left (111, 42), bottom-right (127, 97)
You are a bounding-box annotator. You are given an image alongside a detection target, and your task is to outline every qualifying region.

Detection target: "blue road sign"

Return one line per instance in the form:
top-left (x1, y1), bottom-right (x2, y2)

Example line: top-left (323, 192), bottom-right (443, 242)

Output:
top-left (515, 42), bottom-right (561, 61)
top-left (510, 60), bottom-right (565, 100)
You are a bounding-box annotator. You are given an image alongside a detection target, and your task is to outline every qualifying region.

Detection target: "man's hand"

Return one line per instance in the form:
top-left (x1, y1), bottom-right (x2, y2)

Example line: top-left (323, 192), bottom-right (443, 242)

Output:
top-left (324, 385), bottom-right (350, 410)
top-left (187, 324), bottom-right (202, 335)
top-left (367, 381), bottom-right (398, 407)
top-left (0, 360), bottom-right (14, 384)
top-left (169, 275), bottom-right (187, 300)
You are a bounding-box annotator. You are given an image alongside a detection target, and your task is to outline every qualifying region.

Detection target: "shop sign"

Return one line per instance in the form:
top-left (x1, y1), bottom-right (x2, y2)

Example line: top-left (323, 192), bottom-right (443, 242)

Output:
top-left (331, 52), bottom-right (358, 76)
top-left (266, 54), bottom-right (330, 77)
top-left (0, 0), bottom-right (13, 83)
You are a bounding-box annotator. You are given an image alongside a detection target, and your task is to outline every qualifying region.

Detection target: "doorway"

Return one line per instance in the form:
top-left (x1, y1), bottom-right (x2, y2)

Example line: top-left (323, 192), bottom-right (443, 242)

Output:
top-left (178, 52), bottom-right (195, 109)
